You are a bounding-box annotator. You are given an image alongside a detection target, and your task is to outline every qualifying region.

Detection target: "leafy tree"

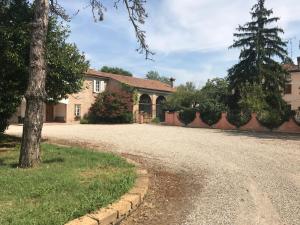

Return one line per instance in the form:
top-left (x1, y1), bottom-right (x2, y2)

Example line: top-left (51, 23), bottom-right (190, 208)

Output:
top-left (88, 89), bottom-right (133, 124)
top-left (0, 0), bottom-right (89, 167)
top-left (239, 82), bottom-right (267, 113)
top-left (100, 66), bottom-right (133, 77)
top-left (198, 78), bottom-right (229, 108)
top-left (0, 0), bottom-right (31, 132)
top-left (0, 1), bottom-right (88, 129)
top-left (227, 0), bottom-right (290, 125)
top-left (196, 78), bottom-right (229, 126)
top-left (15, 0), bottom-right (152, 168)
top-left (164, 82), bottom-right (198, 111)
top-left (146, 71), bottom-right (171, 85)
top-left (46, 18), bottom-right (89, 102)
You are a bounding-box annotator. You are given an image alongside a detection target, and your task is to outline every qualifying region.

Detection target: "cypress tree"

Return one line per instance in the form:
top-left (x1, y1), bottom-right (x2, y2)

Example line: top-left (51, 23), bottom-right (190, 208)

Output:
top-left (228, 0), bottom-right (289, 113)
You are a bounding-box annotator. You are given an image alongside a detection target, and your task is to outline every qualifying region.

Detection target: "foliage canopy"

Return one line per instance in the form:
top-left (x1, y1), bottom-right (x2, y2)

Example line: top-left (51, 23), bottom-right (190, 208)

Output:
top-left (88, 89), bottom-right (133, 124)
top-left (146, 71), bottom-right (171, 85)
top-left (227, 0), bottom-right (291, 127)
top-left (100, 66), bottom-right (133, 77)
top-left (0, 0), bottom-right (89, 132)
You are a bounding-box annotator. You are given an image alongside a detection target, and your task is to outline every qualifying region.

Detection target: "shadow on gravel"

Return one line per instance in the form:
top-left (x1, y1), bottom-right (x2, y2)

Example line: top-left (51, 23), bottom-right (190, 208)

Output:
top-left (220, 130), bottom-right (300, 141)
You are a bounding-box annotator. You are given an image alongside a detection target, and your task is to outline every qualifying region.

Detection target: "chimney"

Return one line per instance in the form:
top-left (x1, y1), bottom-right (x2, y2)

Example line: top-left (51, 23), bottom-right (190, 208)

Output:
top-left (297, 57), bottom-right (300, 68)
top-left (169, 77), bottom-right (175, 88)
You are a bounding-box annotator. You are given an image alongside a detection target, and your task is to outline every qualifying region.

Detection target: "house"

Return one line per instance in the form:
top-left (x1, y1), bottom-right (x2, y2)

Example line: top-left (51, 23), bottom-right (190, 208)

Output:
top-left (283, 57), bottom-right (300, 111)
top-left (11, 69), bottom-right (175, 124)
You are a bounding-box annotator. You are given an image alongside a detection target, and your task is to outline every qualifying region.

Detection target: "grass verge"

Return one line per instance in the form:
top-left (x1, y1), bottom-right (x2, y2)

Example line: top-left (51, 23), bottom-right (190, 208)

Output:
top-left (0, 134), bottom-right (136, 225)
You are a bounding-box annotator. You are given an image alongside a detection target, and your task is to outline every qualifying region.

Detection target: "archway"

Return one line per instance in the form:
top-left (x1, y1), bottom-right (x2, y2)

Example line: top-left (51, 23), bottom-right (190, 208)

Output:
top-left (156, 96), bottom-right (166, 122)
top-left (139, 94), bottom-right (152, 122)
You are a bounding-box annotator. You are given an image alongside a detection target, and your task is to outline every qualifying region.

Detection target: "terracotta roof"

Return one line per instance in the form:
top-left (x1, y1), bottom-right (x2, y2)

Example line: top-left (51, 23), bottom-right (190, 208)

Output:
top-left (86, 69), bottom-right (175, 93)
top-left (283, 64), bottom-right (300, 72)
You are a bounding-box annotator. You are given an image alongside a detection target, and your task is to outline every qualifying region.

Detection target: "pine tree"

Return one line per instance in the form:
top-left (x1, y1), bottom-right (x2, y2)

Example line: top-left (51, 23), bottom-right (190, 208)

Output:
top-left (228, 0), bottom-right (288, 112)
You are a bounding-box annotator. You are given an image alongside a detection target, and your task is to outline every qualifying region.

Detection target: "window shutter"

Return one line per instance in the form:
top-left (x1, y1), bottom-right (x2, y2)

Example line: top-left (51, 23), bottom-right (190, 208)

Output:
top-left (100, 81), bottom-right (105, 92)
top-left (93, 80), bottom-right (97, 93)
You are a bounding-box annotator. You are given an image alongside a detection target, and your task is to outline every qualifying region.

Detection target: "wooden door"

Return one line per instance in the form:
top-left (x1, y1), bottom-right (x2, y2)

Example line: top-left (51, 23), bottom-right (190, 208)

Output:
top-left (46, 104), bottom-right (54, 122)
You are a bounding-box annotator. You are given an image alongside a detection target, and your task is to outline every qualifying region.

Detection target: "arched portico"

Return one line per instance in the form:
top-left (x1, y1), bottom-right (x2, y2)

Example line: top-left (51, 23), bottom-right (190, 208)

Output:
top-left (156, 96), bottom-right (166, 122)
top-left (139, 94), bottom-right (152, 122)
top-left (133, 92), bottom-right (171, 123)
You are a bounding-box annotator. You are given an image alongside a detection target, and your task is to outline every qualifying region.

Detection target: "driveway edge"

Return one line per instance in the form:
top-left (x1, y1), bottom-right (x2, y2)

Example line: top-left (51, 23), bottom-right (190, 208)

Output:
top-left (65, 158), bottom-right (149, 225)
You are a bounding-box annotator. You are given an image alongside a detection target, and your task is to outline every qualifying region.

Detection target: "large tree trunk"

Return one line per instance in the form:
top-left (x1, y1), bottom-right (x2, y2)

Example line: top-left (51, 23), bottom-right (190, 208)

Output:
top-left (19, 0), bottom-right (49, 168)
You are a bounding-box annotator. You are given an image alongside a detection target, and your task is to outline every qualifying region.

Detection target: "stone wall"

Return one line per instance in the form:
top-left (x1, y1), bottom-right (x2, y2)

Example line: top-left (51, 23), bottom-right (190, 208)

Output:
top-left (165, 112), bottom-right (300, 134)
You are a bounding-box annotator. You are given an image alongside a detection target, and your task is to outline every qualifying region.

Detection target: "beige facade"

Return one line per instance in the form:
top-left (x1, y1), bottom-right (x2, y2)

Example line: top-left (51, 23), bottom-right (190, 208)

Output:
top-left (66, 76), bottom-right (107, 122)
top-left (12, 71), bottom-right (174, 123)
top-left (283, 71), bottom-right (300, 110)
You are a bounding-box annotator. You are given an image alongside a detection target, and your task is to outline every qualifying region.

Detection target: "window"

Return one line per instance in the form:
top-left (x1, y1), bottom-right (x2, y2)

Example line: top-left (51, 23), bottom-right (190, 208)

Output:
top-left (74, 104), bottom-right (81, 117)
top-left (94, 80), bottom-right (105, 93)
top-left (284, 84), bottom-right (292, 94)
top-left (95, 80), bottom-right (100, 93)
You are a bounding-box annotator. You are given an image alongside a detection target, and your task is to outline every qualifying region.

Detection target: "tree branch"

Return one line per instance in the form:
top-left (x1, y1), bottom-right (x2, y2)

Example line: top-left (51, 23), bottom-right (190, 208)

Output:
top-left (90, 0), bottom-right (154, 60)
top-left (49, 0), bottom-right (70, 21)
top-left (52, 0), bottom-right (154, 60)
top-left (123, 0), bottom-right (154, 60)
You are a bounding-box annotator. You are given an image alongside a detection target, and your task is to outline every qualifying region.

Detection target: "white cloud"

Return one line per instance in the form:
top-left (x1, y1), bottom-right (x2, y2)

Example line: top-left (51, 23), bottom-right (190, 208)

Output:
top-left (146, 0), bottom-right (300, 53)
top-left (61, 0), bottom-right (300, 85)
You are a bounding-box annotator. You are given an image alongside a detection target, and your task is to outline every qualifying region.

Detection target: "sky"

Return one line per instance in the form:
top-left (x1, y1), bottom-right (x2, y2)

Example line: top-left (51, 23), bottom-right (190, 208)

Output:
top-left (59, 0), bottom-right (300, 87)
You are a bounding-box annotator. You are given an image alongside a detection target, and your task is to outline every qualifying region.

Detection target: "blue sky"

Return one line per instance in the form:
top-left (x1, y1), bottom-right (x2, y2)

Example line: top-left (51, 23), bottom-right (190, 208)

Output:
top-left (59, 0), bottom-right (300, 87)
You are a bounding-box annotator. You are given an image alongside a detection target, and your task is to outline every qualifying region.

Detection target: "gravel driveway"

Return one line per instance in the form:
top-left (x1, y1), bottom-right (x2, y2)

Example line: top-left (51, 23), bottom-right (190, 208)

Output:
top-left (6, 124), bottom-right (300, 225)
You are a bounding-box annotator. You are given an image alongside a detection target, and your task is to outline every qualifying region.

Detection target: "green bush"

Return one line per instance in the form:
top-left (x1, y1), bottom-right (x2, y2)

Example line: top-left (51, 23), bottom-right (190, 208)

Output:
top-left (0, 114), bottom-right (9, 133)
top-left (198, 100), bottom-right (223, 126)
top-left (294, 111), bottom-right (300, 126)
top-left (178, 108), bottom-right (196, 125)
top-left (151, 117), bottom-right (161, 124)
top-left (257, 109), bottom-right (292, 129)
top-left (80, 118), bottom-right (89, 124)
top-left (88, 90), bottom-right (133, 124)
top-left (227, 109), bottom-right (252, 128)
top-left (119, 112), bottom-right (133, 124)
top-left (200, 109), bottom-right (222, 126)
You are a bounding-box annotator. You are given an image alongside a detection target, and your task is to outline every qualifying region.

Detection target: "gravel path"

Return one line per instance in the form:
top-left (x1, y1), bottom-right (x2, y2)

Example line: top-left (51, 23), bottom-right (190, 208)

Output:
top-left (6, 124), bottom-right (300, 225)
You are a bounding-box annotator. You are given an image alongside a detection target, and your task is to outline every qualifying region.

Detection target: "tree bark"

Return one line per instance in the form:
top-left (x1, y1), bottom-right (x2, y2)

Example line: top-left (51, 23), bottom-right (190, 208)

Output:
top-left (19, 0), bottom-right (49, 168)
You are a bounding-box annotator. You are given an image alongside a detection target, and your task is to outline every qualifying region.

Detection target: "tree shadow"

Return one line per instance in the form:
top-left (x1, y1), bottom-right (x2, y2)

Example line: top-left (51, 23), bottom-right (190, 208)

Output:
top-left (43, 157), bottom-right (65, 164)
top-left (220, 130), bottom-right (300, 141)
top-left (0, 135), bottom-right (21, 148)
top-left (0, 158), bottom-right (19, 168)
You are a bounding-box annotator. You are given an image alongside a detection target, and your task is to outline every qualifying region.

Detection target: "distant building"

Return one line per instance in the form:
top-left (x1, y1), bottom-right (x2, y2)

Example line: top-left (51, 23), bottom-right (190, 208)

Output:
top-left (283, 57), bottom-right (300, 111)
top-left (11, 69), bottom-right (175, 124)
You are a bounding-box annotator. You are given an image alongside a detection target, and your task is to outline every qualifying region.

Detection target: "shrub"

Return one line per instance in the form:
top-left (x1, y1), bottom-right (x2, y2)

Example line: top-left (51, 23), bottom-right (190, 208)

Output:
top-left (80, 118), bottom-right (89, 124)
top-left (294, 111), bottom-right (300, 126)
top-left (0, 114), bottom-right (9, 133)
top-left (178, 108), bottom-right (196, 125)
top-left (88, 89), bottom-right (133, 124)
top-left (198, 100), bottom-right (223, 126)
top-left (200, 109), bottom-right (222, 126)
top-left (257, 110), bottom-right (283, 129)
top-left (227, 109), bottom-right (252, 128)
top-left (257, 108), bottom-right (293, 129)
top-left (151, 117), bottom-right (161, 124)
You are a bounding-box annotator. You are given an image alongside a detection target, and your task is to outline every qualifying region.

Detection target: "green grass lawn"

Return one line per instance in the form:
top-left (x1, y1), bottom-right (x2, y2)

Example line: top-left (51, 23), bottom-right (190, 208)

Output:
top-left (0, 135), bottom-right (136, 225)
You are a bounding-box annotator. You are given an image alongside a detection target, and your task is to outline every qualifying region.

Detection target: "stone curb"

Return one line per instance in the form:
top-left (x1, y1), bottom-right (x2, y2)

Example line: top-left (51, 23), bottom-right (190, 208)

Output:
top-left (65, 159), bottom-right (149, 225)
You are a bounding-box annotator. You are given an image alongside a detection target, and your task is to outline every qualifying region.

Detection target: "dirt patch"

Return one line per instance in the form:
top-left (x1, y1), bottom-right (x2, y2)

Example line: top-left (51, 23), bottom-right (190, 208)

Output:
top-left (45, 138), bottom-right (205, 225)
top-left (120, 153), bottom-right (203, 225)
top-left (45, 138), bottom-right (113, 152)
